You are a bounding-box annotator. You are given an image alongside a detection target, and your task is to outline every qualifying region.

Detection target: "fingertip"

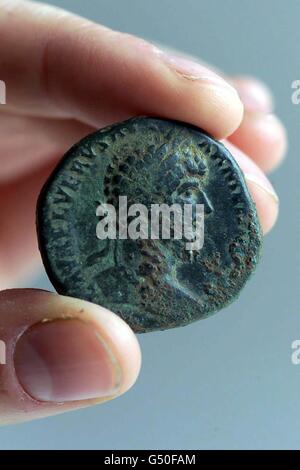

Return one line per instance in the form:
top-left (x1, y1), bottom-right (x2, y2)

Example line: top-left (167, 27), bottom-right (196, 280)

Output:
top-left (229, 113), bottom-right (287, 172)
top-left (204, 84), bottom-right (244, 139)
top-left (73, 298), bottom-right (142, 396)
top-left (225, 141), bottom-right (279, 235)
top-left (231, 76), bottom-right (274, 113)
top-left (38, 293), bottom-right (142, 399)
top-left (144, 46), bottom-right (244, 138)
top-left (244, 176), bottom-right (279, 235)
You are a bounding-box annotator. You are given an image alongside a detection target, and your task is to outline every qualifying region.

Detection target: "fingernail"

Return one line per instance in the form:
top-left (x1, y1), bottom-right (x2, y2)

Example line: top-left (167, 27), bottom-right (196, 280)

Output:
top-left (231, 77), bottom-right (274, 113)
top-left (14, 319), bottom-right (121, 402)
top-left (155, 49), bottom-right (238, 92)
top-left (244, 172), bottom-right (279, 204)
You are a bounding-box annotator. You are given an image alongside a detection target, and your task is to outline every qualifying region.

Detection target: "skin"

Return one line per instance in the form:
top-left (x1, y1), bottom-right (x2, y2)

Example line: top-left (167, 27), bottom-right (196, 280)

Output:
top-left (0, 0), bottom-right (287, 423)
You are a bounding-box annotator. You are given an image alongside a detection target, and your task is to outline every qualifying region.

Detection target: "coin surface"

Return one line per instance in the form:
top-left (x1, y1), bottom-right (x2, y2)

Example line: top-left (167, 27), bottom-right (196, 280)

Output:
top-left (37, 117), bottom-right (262, 333)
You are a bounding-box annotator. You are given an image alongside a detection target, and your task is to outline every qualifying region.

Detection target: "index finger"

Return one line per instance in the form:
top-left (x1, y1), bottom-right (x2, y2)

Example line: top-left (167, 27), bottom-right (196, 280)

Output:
top-left (0, 0), bottom-right (243, 139)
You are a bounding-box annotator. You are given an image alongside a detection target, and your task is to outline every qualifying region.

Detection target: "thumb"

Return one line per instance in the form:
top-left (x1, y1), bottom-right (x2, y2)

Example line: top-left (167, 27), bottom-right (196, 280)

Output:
top-left (0, 289), bottom-right (141, 424)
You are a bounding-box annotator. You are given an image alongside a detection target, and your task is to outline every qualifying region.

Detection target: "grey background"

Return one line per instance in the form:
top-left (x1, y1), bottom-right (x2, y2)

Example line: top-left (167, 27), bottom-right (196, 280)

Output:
top-left (0, 0), bottom-right (299, 450)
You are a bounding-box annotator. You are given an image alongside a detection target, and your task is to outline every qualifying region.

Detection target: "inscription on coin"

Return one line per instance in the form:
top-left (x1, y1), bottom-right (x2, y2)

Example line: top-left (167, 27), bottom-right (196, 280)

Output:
top-left (36, 117), bottom-right (262, 332)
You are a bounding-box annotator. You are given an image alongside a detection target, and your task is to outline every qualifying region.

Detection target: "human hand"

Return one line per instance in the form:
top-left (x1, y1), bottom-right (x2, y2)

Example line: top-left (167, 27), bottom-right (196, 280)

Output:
top-left (0, 0), bottom-right (286, 423)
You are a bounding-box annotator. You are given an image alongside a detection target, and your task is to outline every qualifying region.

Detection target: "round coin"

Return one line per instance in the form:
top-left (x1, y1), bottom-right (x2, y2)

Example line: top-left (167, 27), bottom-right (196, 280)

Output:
top-left (36, 117), bottom-right (263, 333)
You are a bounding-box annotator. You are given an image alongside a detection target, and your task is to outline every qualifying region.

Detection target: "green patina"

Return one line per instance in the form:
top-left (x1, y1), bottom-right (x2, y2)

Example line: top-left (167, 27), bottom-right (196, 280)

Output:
top-left (36, 117), bottom-right (262, 333)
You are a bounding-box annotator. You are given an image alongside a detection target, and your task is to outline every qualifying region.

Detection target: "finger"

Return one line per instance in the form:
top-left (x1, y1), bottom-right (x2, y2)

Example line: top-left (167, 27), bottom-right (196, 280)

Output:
top-left (0, 112), bottom-right (94, 182)
top-left (228, 77), bottom-right (287, 172)
top-left (0, 0), bottom-right (243, 139)
top-left (228, 112), bottom-right (287, 173)
top-left (230, 76), bottom-right (274, 113)
top-left (0, 288), bottom-right (141, 424)
top-left (224, 140), bottom-right (279, 234)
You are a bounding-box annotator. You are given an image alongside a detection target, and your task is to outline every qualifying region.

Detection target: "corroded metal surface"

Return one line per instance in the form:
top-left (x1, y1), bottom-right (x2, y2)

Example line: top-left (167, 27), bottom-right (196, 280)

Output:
top-left (36, 117), bottom-right (262, 332)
